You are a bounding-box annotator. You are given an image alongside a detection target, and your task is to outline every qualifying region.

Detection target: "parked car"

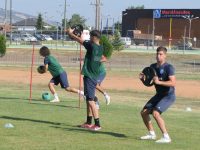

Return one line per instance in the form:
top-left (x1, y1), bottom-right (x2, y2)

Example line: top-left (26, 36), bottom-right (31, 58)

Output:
top-left (41, 34), bottom-right (53, 41)
top-left (120, 37), bottom-right (131, 47)
top-left (34, 34), bottom-right (45, 41)
top-left (21, 33), bottom-right (37, 42)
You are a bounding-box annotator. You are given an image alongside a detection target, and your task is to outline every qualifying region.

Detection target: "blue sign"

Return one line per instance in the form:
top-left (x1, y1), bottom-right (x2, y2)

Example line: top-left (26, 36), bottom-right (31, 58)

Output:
top-left (153, 9), bottom-right (161, 18)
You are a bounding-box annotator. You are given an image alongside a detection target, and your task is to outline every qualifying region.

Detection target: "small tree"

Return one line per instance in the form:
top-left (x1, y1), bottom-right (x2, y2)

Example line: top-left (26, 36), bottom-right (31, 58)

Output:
top-left (36, 13), bottom-right (43, 30)
top-left (112, 30), bottom-right (124, 51)
top-left (100, 35), bottom-right (113, 59)
top-left (0, 35), bottom-right (6, 57)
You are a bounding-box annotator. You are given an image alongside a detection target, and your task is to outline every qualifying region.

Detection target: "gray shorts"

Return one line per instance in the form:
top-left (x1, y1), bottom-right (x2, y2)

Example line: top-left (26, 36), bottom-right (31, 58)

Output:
top-left (143, 93), bottom-right (176, 114)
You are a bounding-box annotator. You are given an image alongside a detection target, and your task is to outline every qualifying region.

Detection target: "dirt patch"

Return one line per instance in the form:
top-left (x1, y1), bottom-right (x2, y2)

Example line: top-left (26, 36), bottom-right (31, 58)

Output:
top-left (0, 68), bottom-right (200, 99)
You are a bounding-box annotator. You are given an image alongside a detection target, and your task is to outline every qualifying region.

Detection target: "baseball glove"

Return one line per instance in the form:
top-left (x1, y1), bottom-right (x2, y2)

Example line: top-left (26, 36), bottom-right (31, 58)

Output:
top-left (141, 67), bottom-right (156, 87)
top-left (37, 65), bottom-right (46, 74)
top-left (71, 24), bottom-right (83, 37)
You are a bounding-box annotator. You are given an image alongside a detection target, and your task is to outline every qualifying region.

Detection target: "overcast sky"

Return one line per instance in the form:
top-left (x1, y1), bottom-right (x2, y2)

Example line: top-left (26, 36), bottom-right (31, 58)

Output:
top-left (0, 0), bottom-right (199, 27)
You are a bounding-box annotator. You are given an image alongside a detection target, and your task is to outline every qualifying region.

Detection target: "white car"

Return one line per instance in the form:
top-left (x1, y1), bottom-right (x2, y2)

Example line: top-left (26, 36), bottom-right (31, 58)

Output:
top-left (120, 37), bottom-right (131, 47)
top-left (21, 34), bottom-right (37, 42)
top-left (41, 34), bottom-right (53, 41)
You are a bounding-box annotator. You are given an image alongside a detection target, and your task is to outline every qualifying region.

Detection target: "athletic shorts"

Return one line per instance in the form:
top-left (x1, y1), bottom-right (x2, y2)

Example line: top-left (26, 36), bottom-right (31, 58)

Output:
top-left (83, 76), bottom-right (97, 101)
top-left (97, 73), bottom-right (106, 85)
top-left (50, 71), bottom-right (69, 89)
top-left (143, 93), bottom-right (176, 114)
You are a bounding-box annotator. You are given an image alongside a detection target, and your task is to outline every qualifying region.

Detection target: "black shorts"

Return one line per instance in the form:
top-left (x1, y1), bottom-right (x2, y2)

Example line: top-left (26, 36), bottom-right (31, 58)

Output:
top-left (83, 76), bottom-right (97, 101)
top-left (50, 71), bottom-right (69, 89)
top-left (143, 93), bottom-right (176, 114)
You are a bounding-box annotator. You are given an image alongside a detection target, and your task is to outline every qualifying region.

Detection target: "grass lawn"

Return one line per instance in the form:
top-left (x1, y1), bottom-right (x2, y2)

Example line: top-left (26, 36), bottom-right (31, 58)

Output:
top-left (0, 82), bottom-right (199, 150)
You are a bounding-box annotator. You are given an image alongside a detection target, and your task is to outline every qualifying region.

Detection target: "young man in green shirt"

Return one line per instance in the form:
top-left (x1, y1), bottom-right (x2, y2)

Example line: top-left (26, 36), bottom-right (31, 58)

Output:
top-left (67, 29), bottom-right (103, 131)
top-left (39, 46), bottom-right (84, 102)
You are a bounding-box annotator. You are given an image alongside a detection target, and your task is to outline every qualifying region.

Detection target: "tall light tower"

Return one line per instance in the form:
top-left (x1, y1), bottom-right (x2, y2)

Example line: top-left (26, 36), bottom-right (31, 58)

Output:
top-left (183, 15), bottom-right (199, 39)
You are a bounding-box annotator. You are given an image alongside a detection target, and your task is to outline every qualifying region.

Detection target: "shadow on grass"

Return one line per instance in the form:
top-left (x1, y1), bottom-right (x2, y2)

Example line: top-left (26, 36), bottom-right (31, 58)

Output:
top-left (51, 126), bottom-right (127, 138)
top-left (0, 96), bottom-right (82, 109)
top-left (0, 116), bottom-right (63, 126)
top-left (29, 101), bottom-right (83, 109)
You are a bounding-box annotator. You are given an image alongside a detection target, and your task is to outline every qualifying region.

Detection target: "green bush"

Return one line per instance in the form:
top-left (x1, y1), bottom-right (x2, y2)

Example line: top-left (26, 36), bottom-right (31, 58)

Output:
top-left (0, 35), bottom-right (6, 57)
top-left (100, 35), bottom-right (113, 59)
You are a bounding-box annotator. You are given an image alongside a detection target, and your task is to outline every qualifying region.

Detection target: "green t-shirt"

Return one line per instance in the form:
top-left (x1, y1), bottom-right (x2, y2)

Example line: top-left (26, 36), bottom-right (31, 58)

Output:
top-left (44, 55), bottom-right (64, 77)
top-left (82, 41), bottom-right (103, 79)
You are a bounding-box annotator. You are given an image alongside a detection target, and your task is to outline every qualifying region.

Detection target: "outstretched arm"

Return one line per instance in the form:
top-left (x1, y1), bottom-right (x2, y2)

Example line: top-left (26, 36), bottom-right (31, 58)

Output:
top-left (66, 28), bottom-right (84, 45)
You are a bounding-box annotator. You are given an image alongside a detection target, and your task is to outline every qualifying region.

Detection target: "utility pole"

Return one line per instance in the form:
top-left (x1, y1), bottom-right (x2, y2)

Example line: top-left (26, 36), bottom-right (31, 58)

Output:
top-left (4, 0), bottom-right (7, 37)
top-left (91, 0), bottom-right (102, 30)
top-left (10, 0), bottom-right (12, 45)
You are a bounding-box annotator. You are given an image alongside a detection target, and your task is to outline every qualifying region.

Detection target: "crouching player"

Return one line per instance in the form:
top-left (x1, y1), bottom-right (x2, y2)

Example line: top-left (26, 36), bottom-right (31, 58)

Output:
top-left (139, 46), bottom-right (176, 143)
top-left (39, 46), bottom-right (84, 102)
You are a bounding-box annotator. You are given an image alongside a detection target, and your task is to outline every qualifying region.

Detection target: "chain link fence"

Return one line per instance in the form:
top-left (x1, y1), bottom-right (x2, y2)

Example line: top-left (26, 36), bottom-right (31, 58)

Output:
top-left (1, 47), bottom-right (200, 73)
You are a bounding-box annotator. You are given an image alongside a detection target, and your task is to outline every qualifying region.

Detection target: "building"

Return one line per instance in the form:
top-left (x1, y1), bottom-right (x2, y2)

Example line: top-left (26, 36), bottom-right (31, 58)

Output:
top-left (122, 9), bottom-right (200, 42)
top-left (13, 18), bottom-right (52, 32)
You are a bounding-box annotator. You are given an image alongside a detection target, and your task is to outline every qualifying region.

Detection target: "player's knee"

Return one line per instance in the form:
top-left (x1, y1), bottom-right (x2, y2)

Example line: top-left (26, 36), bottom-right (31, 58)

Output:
top-left (48, 82), bottom-right (53, 87)
top-left (65, 87), bottom-right (71, 91)
top-left (152, 110), bottom-right (160, 119)
top-left (141, 109), bottom-right (148, 117)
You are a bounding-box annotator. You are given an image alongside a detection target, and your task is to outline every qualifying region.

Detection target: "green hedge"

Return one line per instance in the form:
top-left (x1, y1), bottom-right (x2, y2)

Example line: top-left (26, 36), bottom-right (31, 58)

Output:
top-left (0, 35), bottom-right (6, 57)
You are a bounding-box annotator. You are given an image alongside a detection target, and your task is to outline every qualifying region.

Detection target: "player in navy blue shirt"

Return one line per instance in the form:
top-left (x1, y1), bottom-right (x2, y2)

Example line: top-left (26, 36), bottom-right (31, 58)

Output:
top-left (139, 46), bottom-right (176, 143)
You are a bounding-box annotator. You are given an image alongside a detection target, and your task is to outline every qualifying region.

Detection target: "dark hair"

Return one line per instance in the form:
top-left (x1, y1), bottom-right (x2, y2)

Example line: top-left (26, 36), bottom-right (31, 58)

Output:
top-left (40, 46), bottom-right (50, 57)
top-left (90, 30), bottom-right (101, 39)
top-left (157, 46), bottom-right (167, 53)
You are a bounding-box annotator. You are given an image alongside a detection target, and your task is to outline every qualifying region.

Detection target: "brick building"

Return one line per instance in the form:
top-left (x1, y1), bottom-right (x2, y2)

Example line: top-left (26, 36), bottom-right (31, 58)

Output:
top-left (122, 9), bottom-right (200, 41)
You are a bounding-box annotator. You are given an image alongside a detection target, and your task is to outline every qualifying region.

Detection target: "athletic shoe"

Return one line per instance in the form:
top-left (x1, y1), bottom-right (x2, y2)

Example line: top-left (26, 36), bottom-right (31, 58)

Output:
top-left (50, 98), bottom-right (60, 103)
top-left (155, 137), bottom-right (171, 143)
top-left (104, 95), bottom-right (110, 105)
top-left (89, 125), bottom-right (101, 131)
top-left (78, 123), bottom-right (92, 129)
top-left (140, 134), bottom-right (156, 140)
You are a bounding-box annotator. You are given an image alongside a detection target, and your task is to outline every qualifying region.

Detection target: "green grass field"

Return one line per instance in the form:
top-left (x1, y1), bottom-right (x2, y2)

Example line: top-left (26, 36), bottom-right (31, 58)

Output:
top-left (0, 79), bottom-right (199, 150)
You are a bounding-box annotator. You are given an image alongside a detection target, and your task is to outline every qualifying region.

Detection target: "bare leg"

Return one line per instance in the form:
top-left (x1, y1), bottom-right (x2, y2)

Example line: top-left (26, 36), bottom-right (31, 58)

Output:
top-left (65, 87), bottom-right (84, 98)
top-left (141, 109), bottom-right (154, 131)
top-left (88, 100), bottom-right (99, 119)
top-left (152, 110), bottom-right (167, 134)
top-left (48, 82), bottom-right (56, 95)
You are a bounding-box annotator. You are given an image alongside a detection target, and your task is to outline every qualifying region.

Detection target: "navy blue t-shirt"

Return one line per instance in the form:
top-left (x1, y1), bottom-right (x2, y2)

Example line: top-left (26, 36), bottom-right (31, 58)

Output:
top-left (150, 62), bottom-right (175, 95)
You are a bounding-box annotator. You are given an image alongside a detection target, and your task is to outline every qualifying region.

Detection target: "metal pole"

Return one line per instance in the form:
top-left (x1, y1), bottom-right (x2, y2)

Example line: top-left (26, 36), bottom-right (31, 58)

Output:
top-left (183, 26), bottom-right (186, 54)
top-left (95, 0), bottom-right (98, 29)
top-left (10, 0), bottom-right (12, 44)
top-left (63, 0), bottom-right (67, 44)
top-left (189, 19), bottom-right (191, 39)
top-left (4, 0), bottom-right (7, 37)
top-left (56, 22), bottom-right (59, 49)
top-left (152, 17), bottom-right (155, 50)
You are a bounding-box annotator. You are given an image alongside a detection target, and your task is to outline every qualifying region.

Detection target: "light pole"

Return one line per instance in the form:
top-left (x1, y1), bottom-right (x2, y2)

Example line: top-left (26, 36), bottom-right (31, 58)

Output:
top-left (182, 15), bottom-right (199, 39)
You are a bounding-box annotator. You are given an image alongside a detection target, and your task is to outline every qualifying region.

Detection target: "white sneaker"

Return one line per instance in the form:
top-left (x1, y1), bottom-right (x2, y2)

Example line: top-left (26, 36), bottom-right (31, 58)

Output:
top-left (104, 95), bottom-right (110, 105)
top-left (50, 99), bottom-right (60, 103)
top-left (156, 137), bottom-right (171, 143)
top-left (140, 134), bottom-right (156, 140)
